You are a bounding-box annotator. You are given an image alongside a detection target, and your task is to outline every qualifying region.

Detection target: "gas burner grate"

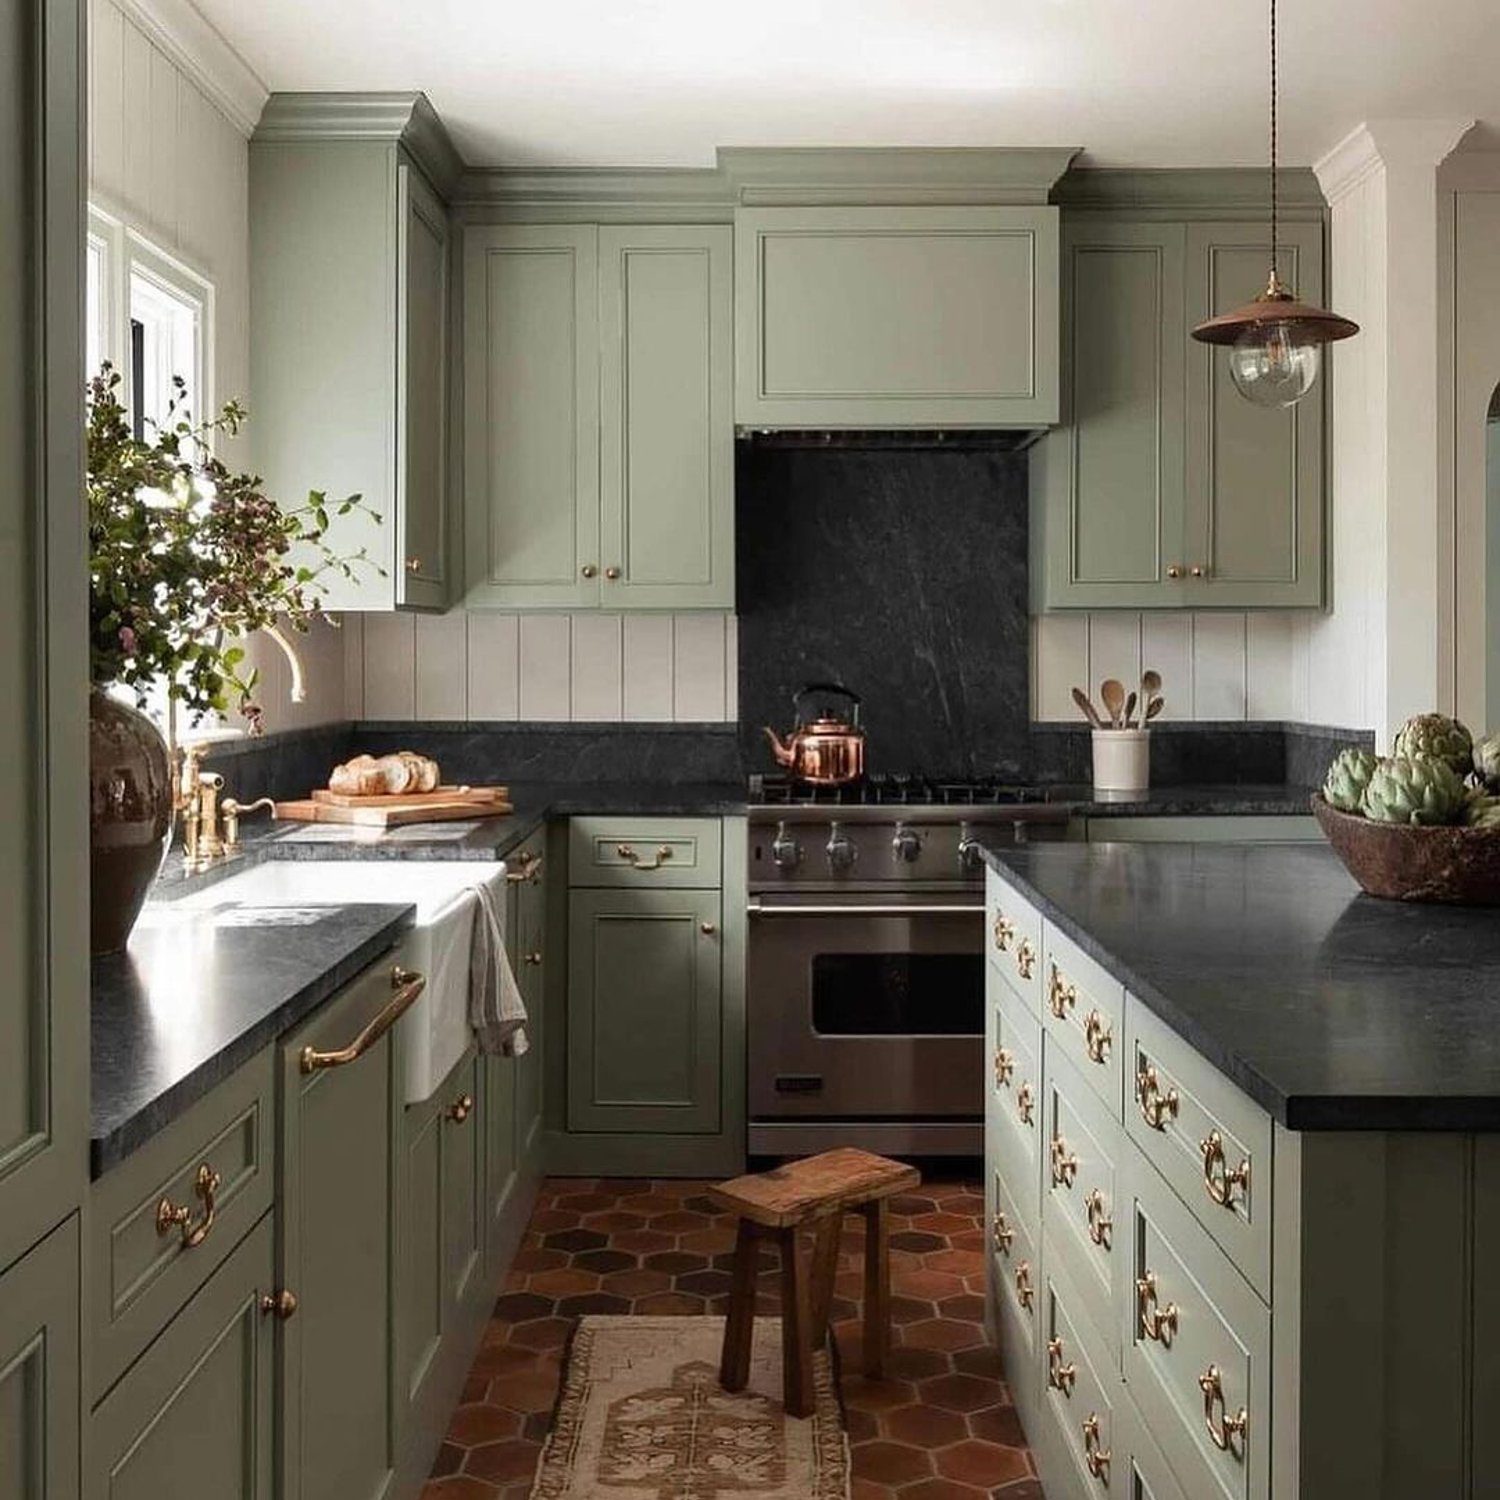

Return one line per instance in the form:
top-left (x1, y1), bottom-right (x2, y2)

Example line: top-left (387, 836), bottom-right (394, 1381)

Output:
top-left (748, 772), bottom-right (1048, 807)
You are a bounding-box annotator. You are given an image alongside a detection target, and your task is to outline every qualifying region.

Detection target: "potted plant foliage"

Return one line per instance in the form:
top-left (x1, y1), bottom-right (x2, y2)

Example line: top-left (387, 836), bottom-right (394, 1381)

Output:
top-left (88, 366), bottom-right (377, 954)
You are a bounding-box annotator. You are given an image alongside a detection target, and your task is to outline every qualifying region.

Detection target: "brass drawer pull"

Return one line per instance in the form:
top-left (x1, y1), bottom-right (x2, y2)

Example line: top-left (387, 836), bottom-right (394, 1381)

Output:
top-left (1083, 1009), bottom-right (1112, 1064)
top-left (1050, 1134), bottom-right (1079, 1188)
top-left (505, 852), bottom-right (542, 883)
top-left (447, 1093), bottom-right (474, 1124)
top-left (993, 914), bottom-right (1015, 951)
top-left (1014, 1260), bottom-right (1034, 1309)
top-left (300, 966), bottom-right (426, 1074)
top-left (1048, 964), bottom-right (1077, 1019)
top-left (1083, 1188), bottom-right (1112, 1249)
top-left (1136, 1272), bottom-right (1178, 1345)
top-left (1200, 1130), bottom-right (1251, 1209)
top-left (1137, 1063), bottom-right (1180, 1130)
top-left (994, 1047), bottom-right (1015, 1087)
top-left (1016, 1080), bottom-right (1035, 1126)
top-left (991, 1211), bottom-right (1014, 1255)
top-left (616, 842), bottom-right (673, 871)
top-left (1016, 937), bottom-right (1037, 980)
top-left (260, 1288), bottom-right (299, 1320)
top-left (1082, 1413), bottom-right (1111, 1482)
top-left (1047, 1336), bottom-right (1077, 1395)
top-left (524, 951), bottom-right (543, 966)
top-left (1198, 1364), bottom-right (1249, 1455)
top-left (156, 1162), bottom-right (220, 1249)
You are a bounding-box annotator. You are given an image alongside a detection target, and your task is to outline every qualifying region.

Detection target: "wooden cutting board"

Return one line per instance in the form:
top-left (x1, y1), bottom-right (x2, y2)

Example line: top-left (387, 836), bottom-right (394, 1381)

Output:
top-left (274, 785), bottom-right (513, 828)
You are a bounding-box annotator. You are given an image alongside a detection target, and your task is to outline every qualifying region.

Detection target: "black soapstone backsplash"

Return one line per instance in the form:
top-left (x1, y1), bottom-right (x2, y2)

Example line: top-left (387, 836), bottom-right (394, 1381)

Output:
top-left (736, 440), bottom-right (1032, 780)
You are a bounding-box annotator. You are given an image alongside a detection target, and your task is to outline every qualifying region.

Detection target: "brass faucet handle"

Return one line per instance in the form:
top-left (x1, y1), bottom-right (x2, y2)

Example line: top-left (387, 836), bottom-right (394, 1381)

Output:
top-left (221, 795), bottom-right (277, 849)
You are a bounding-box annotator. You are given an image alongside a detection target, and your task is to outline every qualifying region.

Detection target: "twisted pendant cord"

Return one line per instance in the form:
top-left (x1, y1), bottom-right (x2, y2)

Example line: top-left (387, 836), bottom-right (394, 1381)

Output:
top-left (1268, 0), bottom-right (1279, 281)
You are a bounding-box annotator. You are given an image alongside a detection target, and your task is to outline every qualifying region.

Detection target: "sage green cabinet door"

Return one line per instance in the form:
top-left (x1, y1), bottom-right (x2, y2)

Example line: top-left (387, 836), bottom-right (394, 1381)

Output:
top-left (87, 1216), bottom-right (273, 1500)
top-left (463, 224), bottom-right (600, 608)
top-left (1182, 219), bottom-right (1325, 607)
top-left (278, 965), bottom-right (401, 1500)
top-left (567, 887), bottom-right (723, 1134)
top-left (440, 1051), bottom-right (484, 1318)
top-left (397, 162), bottom-right (451, 610)
top-left (598, 225), bottom-right (734, 608)
top-left (0, 1218), bottom-right (79, 1500)
top-left (735, 205), bottom-right (1060, 428)
top-left (1032, 221), bottom-right (1189, 608)
top-left (512, 834), bottom-right (547, 1161)
top-left (400, 1088), bottom-right (444, 1416)
top-left (0, 0), bottom-right (86, 1274)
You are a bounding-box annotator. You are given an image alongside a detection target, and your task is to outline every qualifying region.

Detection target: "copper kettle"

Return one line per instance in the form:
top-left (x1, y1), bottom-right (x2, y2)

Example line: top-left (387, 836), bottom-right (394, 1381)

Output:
top-left (764, 684), bottom-right (866, 786)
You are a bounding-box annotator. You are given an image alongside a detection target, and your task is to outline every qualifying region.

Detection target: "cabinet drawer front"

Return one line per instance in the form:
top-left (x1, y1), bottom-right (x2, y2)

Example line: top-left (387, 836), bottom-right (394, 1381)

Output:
top-left (569, 816), bottom-right (721, 887)
top-left (1042, 1257), bottom-right (1120, 1498)
top-left (990, 1161), bottom-right (1039, 1362)
top-left (1125, 1000), bottom-right (1271, 1297)
top-left (1043, 1049), bottom-right (1122, 1356)
top-left (1122, 1149), bottom-right (1269, 1500)
top-left (987, 970), bottom-right (1043, 1231)
top-left (1116, 1386), bottom-right (1192, 1500)
top-left (89, 1049), bottom-right (275, 1397)
top-left (986, 867), bottom-right (1044, 1019)
top-left (1044, 924), bottom-right (1125, 1115)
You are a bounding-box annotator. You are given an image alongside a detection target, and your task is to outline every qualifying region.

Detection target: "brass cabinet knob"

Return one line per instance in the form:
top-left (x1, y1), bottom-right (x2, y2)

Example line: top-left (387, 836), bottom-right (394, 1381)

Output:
top-left (156, 1163), bottom-right (220, 1249)
top-left (1047, 1336), bottom-right (1077, 1395)
top-left (448, 1093), bottom-right (474, 1125)
top-left (604, 566), bottom-right (621, 580)
top-left (1083, 1187), bottom-right (1112, 1249)
top-left (1015, 938), bottom-right (1037, 981)
top-left (1050, 1134), bottom-right (1080, 1189)
top-left (1083, 1009), bottom-right (1112, 1065)
top-left (1190, 564), bottom-right (1207, 578)
top-left (1047, 964), bottom-right (1076, 1019)
top-left (1016, 1080), bottom-right (1035, 1126)
top-left (1200, 1130), bottom-right (1251, 1209)
top-left (700, 921), bottom-right (717, 935)
top-left (993, 1047), bottom-right (1015, 1088)
top-left (260, 1288), bottom-right (299, 1320)
top-left (1082, 1413), bottom-right (1111, 1482)
top-left (1166, 563), bottom-right (1184, 579)
top-left (1136, 1272), bottom-right (1179, 1345)
top-left (1137, 1063), bottom-right (1180, 1130)
top-left (581, 564), bottom-right (598, 579)
top-left (405, 556), bottom-right (422, 574)
top-left (524, 951), bottom-right (543, 966)
top-left (1199, 1365), bottom-right (1249, 1454)
top-left (991, 1211), bottom-right (1014, 1255)
top-left (993, 914), bottom-right (1015, 951)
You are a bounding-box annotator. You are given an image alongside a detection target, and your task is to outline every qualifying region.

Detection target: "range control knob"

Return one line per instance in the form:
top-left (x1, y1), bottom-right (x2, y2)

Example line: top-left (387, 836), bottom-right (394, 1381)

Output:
top-left (957, 820), bottom-right (983, 874)
top-left (891, 822), bottom-right (921, 863)
top-left (771, 821), bottom-right (802, 870)
top-left (826, 821), bottom-right (857, 872)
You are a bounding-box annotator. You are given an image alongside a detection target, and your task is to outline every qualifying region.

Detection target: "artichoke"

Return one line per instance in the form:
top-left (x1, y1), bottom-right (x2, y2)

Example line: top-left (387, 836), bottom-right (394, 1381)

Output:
top-left (1360, 756), bottom-right (1469, 826)
top-left (1466, 794), bottom-right (1500, 829)
top-left (1391, 713), bottom-right (1474, 777)
top-left (1322, 749), bottom-right (1380, 814)
top-left (1474, 732), bottom-right (1500, 791)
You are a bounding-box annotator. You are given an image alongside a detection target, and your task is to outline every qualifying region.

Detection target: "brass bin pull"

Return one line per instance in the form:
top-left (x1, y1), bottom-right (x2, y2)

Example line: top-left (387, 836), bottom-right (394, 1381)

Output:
top-left (1047, 1337), bottom-right (1077, 1395)
top-left (1137, 1063), bottom-right (1180, 1130)
top-left (993, 914), bottom-right (1015, 951)
top-left (1082, 1413), bottom-right (1111, 1482)
top-left (300, 967), bottom-right (426, 1075)
top-left (156, 1162), bottom-right (220, 1249)
top-left (1014, 1261), bottom-right (1034, 1309)
top-left (1015, 938), bottom-right (1037, 981)
top-left (1136, 1272), bottom-right (1178, 1344)
top-left (1016, 1081), bottom-right (1035, 1126)
top-left (992, 1211), bottom-right (1014, 1255)
top-left (1200, 1130), bottom-right (1251, 1209)
top-left (1198, 1365), bottom-right (1249, 1455)
top-left (1083, 1009), bottom-right (1112, 1064)
top-left (447, 1093), bottom-right (474, 1124)
top-left (994, 1047), bottom-right (1015, 1087)
top-left (1083, 1188), bottom-right (1112, 1249)
top-left (1048, 964), bottom-right (1077, 1019)
top-left (616, 842), bottom-right (673, 871)
top-left (1050, 1135), bottom-right (1080, 1189)
top-left (260, 1288), bottom-right (299, 1320)
top-left (505, 853), bottom-right (542, 884)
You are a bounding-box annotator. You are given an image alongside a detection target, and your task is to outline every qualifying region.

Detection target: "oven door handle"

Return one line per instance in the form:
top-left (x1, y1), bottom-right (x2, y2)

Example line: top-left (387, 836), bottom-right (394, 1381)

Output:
top-left (747, 899), bottom-right (984, 918)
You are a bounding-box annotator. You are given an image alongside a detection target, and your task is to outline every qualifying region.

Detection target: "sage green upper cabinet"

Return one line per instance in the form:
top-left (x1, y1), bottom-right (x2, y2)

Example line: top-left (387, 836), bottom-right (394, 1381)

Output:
top-left (1033, 196), bottom-right (1327, 610)
top-left (462, 222), bottom-right (734, 610)
top-left (734, 206), bottom-right (1060, 429)
top-left (250, 94), bottom-right (461, 611)
top-left (0, 0), bottom-right (86, 1275)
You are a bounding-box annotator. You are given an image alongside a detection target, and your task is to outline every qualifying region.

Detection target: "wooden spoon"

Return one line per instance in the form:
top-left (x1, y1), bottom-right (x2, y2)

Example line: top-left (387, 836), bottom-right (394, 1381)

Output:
top-left (1100, 679), bottom-right (1126, 729)
top-left (1123, 690), bottom-right (1138, 728)
top-left (1140, 669), bottom-right (1162, 710)
top-left (1071, 686), bottom-right (1105, 728)
top-left (1145, 695), bottom-right (1165, 722)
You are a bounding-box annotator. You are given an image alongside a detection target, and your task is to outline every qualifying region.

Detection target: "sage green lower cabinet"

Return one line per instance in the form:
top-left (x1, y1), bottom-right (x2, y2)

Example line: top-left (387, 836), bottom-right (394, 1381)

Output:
top-left (87, 1216), bottom-right (274, 1500)
top-left (0, 1217), bottom-right (80, 1500)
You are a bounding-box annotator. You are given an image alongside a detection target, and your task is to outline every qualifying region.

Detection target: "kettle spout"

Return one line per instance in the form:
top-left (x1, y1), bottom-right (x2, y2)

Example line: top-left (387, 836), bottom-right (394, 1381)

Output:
top-left (763, 726), bottom-right (795, 767)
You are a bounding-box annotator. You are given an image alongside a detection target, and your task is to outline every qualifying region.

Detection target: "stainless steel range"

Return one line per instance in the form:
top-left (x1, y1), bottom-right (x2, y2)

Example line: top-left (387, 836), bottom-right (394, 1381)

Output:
top-left (745, 775), bottom-right (1071, 1157)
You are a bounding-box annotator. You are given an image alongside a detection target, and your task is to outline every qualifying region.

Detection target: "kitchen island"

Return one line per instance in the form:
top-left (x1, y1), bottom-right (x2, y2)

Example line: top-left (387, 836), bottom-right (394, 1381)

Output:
top-left (981, 838), bottom-right (1500, 1500)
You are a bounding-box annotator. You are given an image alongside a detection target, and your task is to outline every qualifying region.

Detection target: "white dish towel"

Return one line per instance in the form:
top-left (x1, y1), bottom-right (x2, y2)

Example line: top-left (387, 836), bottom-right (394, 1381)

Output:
top-left (469, 868), bottom-right (530, 1057)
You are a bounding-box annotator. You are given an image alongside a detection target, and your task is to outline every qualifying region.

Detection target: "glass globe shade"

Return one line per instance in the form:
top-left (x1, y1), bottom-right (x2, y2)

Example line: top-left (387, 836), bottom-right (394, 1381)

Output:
top-left (1228, 320), bottom-right (1320, 408)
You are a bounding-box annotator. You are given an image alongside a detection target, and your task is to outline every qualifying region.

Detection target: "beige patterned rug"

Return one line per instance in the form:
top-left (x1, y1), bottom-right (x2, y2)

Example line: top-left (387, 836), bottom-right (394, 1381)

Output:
top-left (530, 1316), bottom-right (849, 1500)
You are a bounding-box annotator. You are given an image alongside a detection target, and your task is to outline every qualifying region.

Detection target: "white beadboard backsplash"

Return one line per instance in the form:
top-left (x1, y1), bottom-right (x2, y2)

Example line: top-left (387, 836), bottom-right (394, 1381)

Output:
top-left (345, 612), bottom-right (740, 724)
top-left (1032, 610), bottom-right (1315, 723)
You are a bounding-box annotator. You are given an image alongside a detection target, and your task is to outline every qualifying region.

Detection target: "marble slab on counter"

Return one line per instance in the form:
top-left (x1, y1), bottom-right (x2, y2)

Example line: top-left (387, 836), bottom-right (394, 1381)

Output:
top-left (91, 900), bottom-right (413, 1176)
top-left (986, 840), bottom-right (1500, 1131)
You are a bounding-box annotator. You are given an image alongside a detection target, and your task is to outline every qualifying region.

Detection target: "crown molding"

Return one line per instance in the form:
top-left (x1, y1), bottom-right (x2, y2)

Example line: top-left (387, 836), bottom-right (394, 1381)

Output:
top-left (454, 167), bottom-right (732, 222)
top-left (254, 92), bottom-right (465, 198)
top-left (1054, 166), bottom-right (1326, 218)
top-left (115, 0), bottom-right (267, 138)
top-left (1316, 119), bottom-right (1475, 203)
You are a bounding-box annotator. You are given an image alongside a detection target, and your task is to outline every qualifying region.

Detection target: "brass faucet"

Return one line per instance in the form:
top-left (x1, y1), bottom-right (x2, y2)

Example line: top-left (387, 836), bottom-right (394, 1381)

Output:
top-left (174, 743), bottom-right (277, 872)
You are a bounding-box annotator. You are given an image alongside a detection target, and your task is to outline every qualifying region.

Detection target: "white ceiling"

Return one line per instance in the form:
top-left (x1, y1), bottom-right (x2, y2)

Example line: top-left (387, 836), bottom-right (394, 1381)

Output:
top-left (193, 0), bottom-right (1500, 169)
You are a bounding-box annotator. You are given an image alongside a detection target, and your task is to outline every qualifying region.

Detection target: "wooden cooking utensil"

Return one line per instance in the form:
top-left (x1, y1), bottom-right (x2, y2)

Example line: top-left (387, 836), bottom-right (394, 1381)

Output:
top-left (1072, 686), bottom-right (1106, 728)
top-left (1123, 690), bottom-right (1138, 728)
top-left (1145, 695), bottom-right (1166, 722)
top-left (1100, 679), bottom-right (1126, 728)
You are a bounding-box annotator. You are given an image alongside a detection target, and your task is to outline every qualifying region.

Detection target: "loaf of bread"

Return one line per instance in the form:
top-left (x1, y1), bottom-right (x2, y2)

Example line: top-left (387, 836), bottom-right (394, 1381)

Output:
top-left (327, 751), bottom-right (441, 797)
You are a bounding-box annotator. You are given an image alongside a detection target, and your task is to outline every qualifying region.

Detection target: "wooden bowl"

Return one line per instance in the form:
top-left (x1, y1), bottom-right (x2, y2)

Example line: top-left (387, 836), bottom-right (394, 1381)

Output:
top-left (1312, 794), bottom-right (1500, 904)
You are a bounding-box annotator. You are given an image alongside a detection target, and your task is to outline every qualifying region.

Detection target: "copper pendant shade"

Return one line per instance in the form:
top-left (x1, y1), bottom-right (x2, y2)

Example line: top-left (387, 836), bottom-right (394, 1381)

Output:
top-left (1190, 0), bottom-right (1359, 351)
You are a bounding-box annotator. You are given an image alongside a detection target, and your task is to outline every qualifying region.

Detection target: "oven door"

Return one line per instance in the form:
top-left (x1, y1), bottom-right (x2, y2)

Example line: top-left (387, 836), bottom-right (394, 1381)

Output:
top-left (746, 892), bottom-right (984, 1123)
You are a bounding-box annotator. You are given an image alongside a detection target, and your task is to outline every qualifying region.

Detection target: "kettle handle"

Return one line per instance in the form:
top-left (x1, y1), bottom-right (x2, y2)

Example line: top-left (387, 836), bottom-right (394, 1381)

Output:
top-left (793, 683), bottom-right (862, 726)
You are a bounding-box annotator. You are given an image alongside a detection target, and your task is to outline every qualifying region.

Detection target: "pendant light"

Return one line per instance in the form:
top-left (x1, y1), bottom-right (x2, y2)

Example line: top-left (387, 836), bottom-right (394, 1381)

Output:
top-left (1190, 0), bottom-right (1358, 407)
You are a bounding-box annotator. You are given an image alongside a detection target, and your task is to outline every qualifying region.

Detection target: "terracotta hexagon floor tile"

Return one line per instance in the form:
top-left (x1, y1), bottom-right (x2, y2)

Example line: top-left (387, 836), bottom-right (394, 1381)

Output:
top-left (428, 1441), bottom-right (464, 1477)
top-left (949, 1344), bottom-right (1004, 1378)
top-left (420, 1476), bottom-right (499, 1500)
top-left (463, 1438), bottom-right (543, 1483)
top-left (485, 1368), bottom-right (563, 1415)
top-left (633, 1291), bottom-right (705, 1314)
top-left (507, 1317), bottom-right (573, 1351)
top-left (936, 1293), bottom-right (987, 1323)
top-left (850, 1439), bottom-right (933, 1486)
top-left (642, 1250), bottom-right (708, 1275)
top-left (893, 1269), bottom-right (967, 1302)
top-left (947, 1231), bottom-right (986, 1253)
top-left (526, 1208), bottom-right (582, 1233)
top-left (935, 1438), bottom-right (1031, 1487)
top-left (921, 1248), bottom-right (985, 1277)
top-left (649, 1210), bottom-right (711, 1233)
top-left (525, 1269), bottom-right (600, 1299)
top-left (459, 1374), bottom-right (490, 1403)
top-left (555, 1292), bottom-right (632, 1317)
top-left (675, 1268), bottom-right (733, 1297)
top-left (540, 1229), bottom-right (608, 1254)
top-left (911, 1212), bottom-right (974, 1235)
top-left (619, 1192), bottom-right (680, 1214)
top-left (508, 1247), bottom-right (567, 1274)
top-left (600, 1267), bottom-right (672, 1298)
top-left (570, 1248), bottom-right (636, 1274)
top-left (550, 1191), bottom-right (618, 1213)
top-left (890, 1195), bottom-right (938, 1216)
top-left (900, 1317), bottom-right (985, 1353)
top-left (918, 1373), bottom-right (1002, 1414)
top-left (491, 1292), bottom-right (555, 1323)
top-left (843, 1377), bottom-right (917, 1413)
top-left (889, 1230), bottom-right (946, 1253)
top-left (844, 1405), bottom-right (880, 1443)
top-left (444, 1404), bottom-right (521, 1448)
top-left (611, 1229), bottom-right (675, 1254)
top-left (678, 1226), bottom-right (739, 1255)
top-left (967, 1404), bottom-right (1027, 1446)
top-left (579, 1211), bottom-right (647, 1232)
top-left (889, 1295), bottom-right (937, 1325)
top-left (900, 1479), bottom-right (989, 1500)
top-left (884, 1346), bottom-right (951, 1381)
top-left (850, 1478), bottom-right (895, 1500)
top-left (881, 1403), bottom-right (969, 1447)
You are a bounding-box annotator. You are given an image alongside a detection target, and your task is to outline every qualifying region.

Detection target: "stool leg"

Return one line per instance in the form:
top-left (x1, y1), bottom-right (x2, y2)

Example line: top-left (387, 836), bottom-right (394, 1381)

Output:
top-left (809, 1212), bottom-right (842, 1347)
top-left (777, 1226), bottom-right (815, 1418)
top-left (719, 1219), bottom-right (759, 1393)
top-left (860, 1200), bottom-right (890, 1380)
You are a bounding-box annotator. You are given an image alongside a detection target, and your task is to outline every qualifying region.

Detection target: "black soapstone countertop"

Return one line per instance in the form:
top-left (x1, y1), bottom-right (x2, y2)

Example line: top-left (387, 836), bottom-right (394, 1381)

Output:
top-left (985, 839), bottom-right (1500, 1131)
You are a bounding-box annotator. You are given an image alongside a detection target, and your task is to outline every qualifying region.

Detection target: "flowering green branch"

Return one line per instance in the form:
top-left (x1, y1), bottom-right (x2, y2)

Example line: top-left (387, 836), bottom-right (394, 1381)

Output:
top-left (87, 365), bottom-right (383, 723)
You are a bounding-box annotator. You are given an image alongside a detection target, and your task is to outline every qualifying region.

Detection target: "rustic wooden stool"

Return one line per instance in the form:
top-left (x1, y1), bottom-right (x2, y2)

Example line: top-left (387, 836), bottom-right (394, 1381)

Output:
top-left (708, 1147), bottom-right (921, 1418)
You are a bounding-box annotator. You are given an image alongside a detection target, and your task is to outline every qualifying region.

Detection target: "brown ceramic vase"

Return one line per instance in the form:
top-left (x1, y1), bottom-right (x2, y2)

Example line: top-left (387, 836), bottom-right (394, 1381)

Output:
top-left (89, 686), bottom-right (172, 954)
